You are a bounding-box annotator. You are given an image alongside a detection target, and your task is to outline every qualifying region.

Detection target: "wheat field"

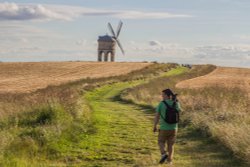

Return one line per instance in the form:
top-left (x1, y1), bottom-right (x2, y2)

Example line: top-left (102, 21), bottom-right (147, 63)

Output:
top-left (176, 67), bottom-right (250, 94)
top-left (0, 61), bottom-right (151, 94)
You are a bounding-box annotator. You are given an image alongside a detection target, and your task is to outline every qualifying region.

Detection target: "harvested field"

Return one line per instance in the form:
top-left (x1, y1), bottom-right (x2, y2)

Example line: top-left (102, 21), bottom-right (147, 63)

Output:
top-left (0, 61), bottom-right (151, 94)
top-left (176, 67), bottom-right (250, 94)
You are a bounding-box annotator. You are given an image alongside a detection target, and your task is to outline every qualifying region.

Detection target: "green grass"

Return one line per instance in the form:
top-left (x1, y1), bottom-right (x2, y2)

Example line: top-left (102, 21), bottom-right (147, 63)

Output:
top-left (162, 66), bottom-right (189, 77)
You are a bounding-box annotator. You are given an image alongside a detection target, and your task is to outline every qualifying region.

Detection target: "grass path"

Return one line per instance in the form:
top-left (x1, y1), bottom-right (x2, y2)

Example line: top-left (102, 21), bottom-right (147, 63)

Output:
top-left (82, 81), bottom-right (245, 167)
top-left (84, 82), bottom-right (158, 167)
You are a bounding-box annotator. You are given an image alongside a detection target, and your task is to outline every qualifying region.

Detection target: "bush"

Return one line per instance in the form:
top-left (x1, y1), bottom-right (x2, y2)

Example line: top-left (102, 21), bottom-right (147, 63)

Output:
top-left (18, 104), bottom-right (71, 127)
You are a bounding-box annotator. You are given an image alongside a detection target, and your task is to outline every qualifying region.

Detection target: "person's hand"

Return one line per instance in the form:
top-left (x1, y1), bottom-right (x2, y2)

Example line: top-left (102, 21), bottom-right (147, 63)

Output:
top-left (153, 126), bottom-right (157, 133)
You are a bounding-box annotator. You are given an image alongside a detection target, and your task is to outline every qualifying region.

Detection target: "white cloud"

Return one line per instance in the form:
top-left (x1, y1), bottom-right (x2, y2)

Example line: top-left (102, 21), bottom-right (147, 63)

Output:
top-left (20, 37), bottom-right (28, 43)
top-left (114, 11), bottom-right (191, 19)
top-left (0, 2), bottom-right (192, 21)
top-left (233, 35), bottom-right (250, 41)
top-left (194, 45), bottom-right (250, 60)
top-left (125, 41), bottom-right (250, 67)
top-left (0, 24), bottom-right (59, 40)
top-left (149, 40), bottom-right (162, 46)
top-left (76, 39), bottom-right (87, 46)
top-left (0, 46), bottom-right (44, 55)
top-left (0, 2), bottom-right (72, 21)
top-left (0, 23), bottom-right (70, 53)
top-left (128, 41), bottom-right (195, 58)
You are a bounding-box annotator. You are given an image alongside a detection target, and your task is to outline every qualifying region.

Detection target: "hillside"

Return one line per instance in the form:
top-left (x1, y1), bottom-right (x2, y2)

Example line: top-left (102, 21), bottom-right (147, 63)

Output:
top-left (176, 67), bottom-right (250, 95)
top-left (0, 64), bottom-right (249, 166)
top-left (0, 62), bottom-right (151, 94)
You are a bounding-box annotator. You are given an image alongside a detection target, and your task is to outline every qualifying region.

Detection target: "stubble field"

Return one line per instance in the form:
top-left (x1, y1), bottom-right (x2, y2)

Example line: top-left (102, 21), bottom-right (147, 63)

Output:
top-left (0, 61), bottom-right (151, 94)
top-left (176, 67), bottom-right (250, 95)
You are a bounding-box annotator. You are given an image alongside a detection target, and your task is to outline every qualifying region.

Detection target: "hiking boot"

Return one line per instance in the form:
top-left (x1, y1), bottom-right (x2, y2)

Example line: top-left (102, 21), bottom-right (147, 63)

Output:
top-left (166, 160), bottom-right (173, 165)
top-left (159, 154), bottom-right (168, 164)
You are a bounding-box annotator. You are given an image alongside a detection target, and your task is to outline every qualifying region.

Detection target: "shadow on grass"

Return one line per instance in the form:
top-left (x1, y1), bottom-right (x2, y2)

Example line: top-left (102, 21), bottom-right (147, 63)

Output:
top-left (111, 94), bottom-right (155, 114)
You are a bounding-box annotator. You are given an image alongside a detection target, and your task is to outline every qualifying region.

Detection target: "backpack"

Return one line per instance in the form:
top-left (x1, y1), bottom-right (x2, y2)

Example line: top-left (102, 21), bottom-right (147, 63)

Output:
top-left (160, 101), bottom-right (179, 124)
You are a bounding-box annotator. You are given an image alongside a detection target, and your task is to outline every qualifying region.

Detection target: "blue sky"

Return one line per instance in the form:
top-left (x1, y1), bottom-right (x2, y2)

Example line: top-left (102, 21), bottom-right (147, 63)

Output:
top-left (0, 0), bottom-right (250, 67)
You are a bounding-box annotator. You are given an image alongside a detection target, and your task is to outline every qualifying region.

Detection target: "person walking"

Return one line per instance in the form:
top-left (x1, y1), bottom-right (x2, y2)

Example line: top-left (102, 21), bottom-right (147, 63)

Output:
top-left (153, 88), bottom-right (181, 165)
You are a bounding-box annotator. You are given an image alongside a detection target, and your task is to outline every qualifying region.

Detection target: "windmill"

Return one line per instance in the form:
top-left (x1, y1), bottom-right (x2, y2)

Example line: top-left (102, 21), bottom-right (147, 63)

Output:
top-left (97, 21), bottom-right (124, 62)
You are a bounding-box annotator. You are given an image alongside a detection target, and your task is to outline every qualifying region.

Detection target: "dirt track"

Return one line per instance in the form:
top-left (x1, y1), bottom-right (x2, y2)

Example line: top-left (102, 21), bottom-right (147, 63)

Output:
top-left (176, 67), bottom-right (250, 94)
top-left (0, 62), bottom-right (151, 94)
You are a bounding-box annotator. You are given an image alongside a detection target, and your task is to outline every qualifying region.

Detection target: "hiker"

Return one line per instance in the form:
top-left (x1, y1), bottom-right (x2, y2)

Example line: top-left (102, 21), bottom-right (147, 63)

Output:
top-left (153, 88), bottom-right (181, 165)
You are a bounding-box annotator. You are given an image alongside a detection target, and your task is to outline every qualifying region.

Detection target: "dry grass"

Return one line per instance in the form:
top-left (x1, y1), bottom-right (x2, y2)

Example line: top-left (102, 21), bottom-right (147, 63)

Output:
top-left (176, 67), bottom-right (250, 95)
top-left (177, 67), bottom-right (250, 163)
top-left (181, 86), bottom-right (250, 164)
top-left (0, 61), bottom-right (151, 94)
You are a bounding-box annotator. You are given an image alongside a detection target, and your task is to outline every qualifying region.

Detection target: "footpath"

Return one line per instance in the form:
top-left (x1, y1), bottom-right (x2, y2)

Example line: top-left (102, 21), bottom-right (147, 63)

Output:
top-left (82, 81), bottom-right (244, 167)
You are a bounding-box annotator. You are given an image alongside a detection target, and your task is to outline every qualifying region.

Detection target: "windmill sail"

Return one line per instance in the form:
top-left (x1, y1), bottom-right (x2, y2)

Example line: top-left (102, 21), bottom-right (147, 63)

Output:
top-left (107, 21), bottom-right (125, 55)
top-left (108, 23), bottom-right (116, 37)
top-left (116, 21), bottom-right (123, 38)
top-left (116, 39), bottom-right (125, 55)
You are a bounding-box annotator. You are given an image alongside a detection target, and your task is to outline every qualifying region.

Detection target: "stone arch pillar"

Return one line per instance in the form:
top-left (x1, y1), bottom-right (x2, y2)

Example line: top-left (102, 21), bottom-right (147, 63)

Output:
top-left (104, 52), bottom-right (109, 62)
top-left (110, 52), bottom-right (115, 62)
top-left (98, 51), bottom-right (103, 61)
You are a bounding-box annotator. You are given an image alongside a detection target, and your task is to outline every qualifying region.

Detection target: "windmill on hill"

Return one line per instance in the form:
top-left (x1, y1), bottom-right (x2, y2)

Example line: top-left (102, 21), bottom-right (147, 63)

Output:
top-left (97, 21), bottom-right (125, 62)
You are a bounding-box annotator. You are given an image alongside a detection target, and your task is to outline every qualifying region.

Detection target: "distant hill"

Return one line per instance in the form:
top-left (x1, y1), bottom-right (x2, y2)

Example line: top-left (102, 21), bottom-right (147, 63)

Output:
top-left (176, 67), bottom-right (250, 95)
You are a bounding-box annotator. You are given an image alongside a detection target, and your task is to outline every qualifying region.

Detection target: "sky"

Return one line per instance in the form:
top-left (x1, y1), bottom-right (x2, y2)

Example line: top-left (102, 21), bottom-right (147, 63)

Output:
top-left (0, 0), bottom-right (250, 67)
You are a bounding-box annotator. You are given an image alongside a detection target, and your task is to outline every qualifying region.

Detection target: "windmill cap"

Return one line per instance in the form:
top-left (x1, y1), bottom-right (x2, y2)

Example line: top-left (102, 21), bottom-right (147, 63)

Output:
top-left (98, 35), bottom-right (115, 42)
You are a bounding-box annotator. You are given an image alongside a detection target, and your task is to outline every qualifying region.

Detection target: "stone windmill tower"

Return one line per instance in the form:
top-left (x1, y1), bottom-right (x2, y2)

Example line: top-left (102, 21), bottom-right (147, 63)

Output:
top-left (97, 21), bottom-right (125, 62)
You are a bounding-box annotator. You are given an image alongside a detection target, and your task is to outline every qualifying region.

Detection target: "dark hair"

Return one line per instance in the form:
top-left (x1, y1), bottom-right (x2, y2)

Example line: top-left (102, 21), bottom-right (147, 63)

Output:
top-left (162, 88), bottom-right (178, 106)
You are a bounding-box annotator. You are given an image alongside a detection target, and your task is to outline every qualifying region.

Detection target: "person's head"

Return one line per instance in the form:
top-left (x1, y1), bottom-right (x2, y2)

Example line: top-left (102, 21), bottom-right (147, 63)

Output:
top-left (162, 88), bottom-right (178, 103)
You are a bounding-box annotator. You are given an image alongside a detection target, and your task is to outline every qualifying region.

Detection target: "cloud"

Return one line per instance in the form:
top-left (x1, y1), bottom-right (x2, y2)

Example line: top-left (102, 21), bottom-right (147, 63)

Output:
top-left (0, 23), bottom-right (66, 47)
top-left (125, 41), bottom-right (250, 67)
top-left (149, 40), bottom-right (162, 46)
top-left (0, 2), bottom-right (192, 21)
top-left (233, 35), bottom-right (250, 41)
top-left (129, 41), bottom-right (195, 58)
top-left (76, 39), bottom-right (87, 46)
top-left (194, 45), bottom-right (250, 60)
top-left (20, 37), bottom-right (28, 43)
top-left (0, 2), bottom-right (72, 21)
top-left (0, 46), bottom-right (44, 55)
top-left (114, 11), bottom-right (191, 19)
